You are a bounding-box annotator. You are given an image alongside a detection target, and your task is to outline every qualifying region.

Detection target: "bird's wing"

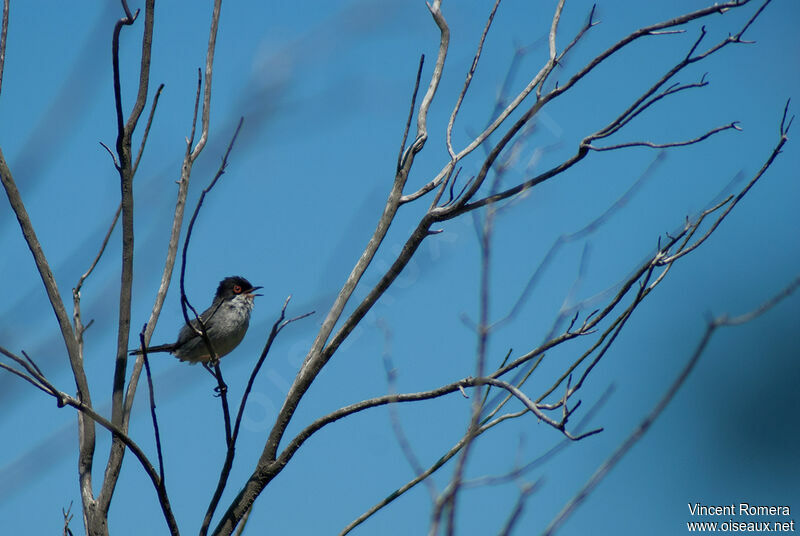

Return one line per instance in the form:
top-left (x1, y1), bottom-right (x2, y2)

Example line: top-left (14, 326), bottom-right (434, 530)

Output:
top-left (174, 300), bottom-right (225, 346)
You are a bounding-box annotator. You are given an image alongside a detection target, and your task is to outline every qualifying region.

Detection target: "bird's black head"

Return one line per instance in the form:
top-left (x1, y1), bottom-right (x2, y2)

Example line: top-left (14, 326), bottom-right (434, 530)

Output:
top-left (215, 276), bottom-right (263, 301)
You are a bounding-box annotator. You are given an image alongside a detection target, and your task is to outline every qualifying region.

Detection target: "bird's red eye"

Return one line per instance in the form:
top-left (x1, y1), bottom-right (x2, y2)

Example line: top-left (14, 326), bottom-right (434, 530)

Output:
top-left (233, 285), bottom-right (242, 294)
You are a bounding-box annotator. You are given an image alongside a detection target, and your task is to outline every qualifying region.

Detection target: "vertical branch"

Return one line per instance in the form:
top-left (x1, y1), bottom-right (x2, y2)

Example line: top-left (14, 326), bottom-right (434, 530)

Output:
top-left (126, 0), bottom-right (226, 437)
top-left (99, 0), bottom-right (155, 518)
top-left (190, 0), bottom-right (222, 160)
top-left (396, 55), bottom-right (425, 172)
top-left (177, 118), bottom-right (244, 452)
top-left (435, 205), bottom-right (495, 536)
top-left (416, 0), bottom-right (449, 141)
top-left (141, 346), bottom-right (165, 484)
top-left (124, 0), bottom-right (154, 135)
top-left (122, 79), bottom-right (202, 426)
top-left (212, 363), bottom-right (233, 446)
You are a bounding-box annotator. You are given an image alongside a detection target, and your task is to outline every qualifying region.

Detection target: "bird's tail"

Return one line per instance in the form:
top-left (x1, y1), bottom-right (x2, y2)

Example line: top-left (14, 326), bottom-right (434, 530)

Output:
top-left (128, 343), bottom-right (175, 356)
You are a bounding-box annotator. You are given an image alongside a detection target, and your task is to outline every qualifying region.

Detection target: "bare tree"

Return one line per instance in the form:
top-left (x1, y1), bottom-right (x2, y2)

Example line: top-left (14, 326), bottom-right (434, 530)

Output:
top-left (0, 1), bottom-right (796, 535)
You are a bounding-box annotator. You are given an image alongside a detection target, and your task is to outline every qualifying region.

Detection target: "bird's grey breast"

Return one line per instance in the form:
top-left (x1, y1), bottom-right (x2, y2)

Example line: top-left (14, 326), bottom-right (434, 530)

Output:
top-left (172, 295), bottom-right (254, 362)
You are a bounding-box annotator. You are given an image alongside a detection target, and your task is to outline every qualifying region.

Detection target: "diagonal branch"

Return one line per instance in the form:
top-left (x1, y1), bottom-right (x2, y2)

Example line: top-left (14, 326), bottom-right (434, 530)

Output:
top-left (446, 0), bottom-right (502, 160)
top-left (211, 7), bottom-right (456, 533)
top-left (448, 2), bottom-right (764, 216)
top-left (0, 345), bottom-right (178, 535)
top-left (200, 298), bottom-right (314, 536)
top-left (0, 148), bottom-right (95, 509)
top-left (340, 384), bottom-right (612, 536)
top-left (543, 275), bottom-right (800, 536)
top-left (0, 0), bottom-right (8, 97)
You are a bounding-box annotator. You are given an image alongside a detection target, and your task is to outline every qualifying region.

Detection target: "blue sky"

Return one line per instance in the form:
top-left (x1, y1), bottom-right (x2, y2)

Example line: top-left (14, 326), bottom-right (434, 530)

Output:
top-left (1, 1), bottom-right (798, 534)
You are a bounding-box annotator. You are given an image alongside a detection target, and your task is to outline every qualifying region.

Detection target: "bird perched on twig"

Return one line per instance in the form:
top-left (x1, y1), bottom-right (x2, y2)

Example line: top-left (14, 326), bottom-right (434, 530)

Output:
top-left (130, 276), bottom-right (262, 364)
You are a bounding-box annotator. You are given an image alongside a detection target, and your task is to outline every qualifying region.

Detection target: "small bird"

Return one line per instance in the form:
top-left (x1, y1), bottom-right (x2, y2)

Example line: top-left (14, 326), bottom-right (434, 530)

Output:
top-left (130, 276), bottom-right (262, 364)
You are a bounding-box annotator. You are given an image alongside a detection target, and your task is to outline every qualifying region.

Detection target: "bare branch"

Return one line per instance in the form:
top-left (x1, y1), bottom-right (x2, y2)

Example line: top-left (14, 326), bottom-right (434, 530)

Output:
top-left (402, 0), bottom-right (575, 204)
top-left (73, 203), bottom-right (122, 357)
top-left (378, 320), bottom-right (437, 500)
top-left (110, 3), bottom-right (139, 155)
top-left (0, 0), bottom-right (9, 97)
top-left (591, 75), bottom-right (712, 142)
top-left (397, 55), bottom-right (425, 172)
top-left (417, 0), bottom-right (449, 143)
top-left (498, 481), bottom-right (540, 536)
top-left (0, 359), bottom-right (51, 395)
top-left (342, 383), bottom-right (611, 535)
top-left (201, 298), bottom-right (314, 536)
top-left (133, 82), bottom-right (165, 175)
top-left (101, 0), bottom-right (156, 519)
top-left (554, 4), bottom-right (598, 65)
top-left (0, 344), bottom-right (178, 534)
top-left (139, 330), bottom-right (165, 484)
top-left (122, 81), bottom-right (201, 435)
top-left (62, 501), bottom-right (74, 536)
top-left (479, 106), bottom-right (789, 416)
top-left (178, 117), bottom-right (245, 343)
top-left (452, 3), bottom-right (763, 217)
top-left (226, 9), bottom-right (459, 529)
top-left (780, 98), bottom-right (794, 136)
top-left (588, 122), bottom-right (741, 151)
top-left (123, 0), bottom-right (154, 136)
top-left (0, 147), bottom-right (96, 509)
top-left (491, 152), bottom-right (664, 331)
top-left (660, 110), bottom-right (789, 264)
top-left (190, 0), bottom-right (223, 161)
top-left (544, 275), bottom-right (799, 535)
top-left (176, 118), bottom-right (245, 451)
top-left (446, 0), bottom-right (502, 159)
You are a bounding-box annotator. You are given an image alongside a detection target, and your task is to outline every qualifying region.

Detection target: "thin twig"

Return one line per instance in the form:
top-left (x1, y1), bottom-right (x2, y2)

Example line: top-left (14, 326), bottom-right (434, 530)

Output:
top-left (121, 74), bottom-right (203, 434)
top-left (0, 0), bottom-right (9, 97)
top-left (378, 319), bottom-right (437, 500)
top-left (435, 183), bottom-right (499, 536)
top-left (140, 329), bottom-right (165, 483)
top-left (493, 152), bottom-right (664, 331)
top-left (200, 297), bottom-right (313, 536)
top-left (178, 118), bottom-right (244, 451)
top-left (498, 481), bottom-right (540, 536)
top-left (213, 363), bottom-right (232, 446)
top-left (341, 382), bottom-right (611, 536)
top-left (133, 83), bottom-right (165, 175)
top-left (0, 360), bottom-right (50, 395)
top-left (427, 1), bottom-right (758, 216)
top-left (178, 117), bottom-right (245, 350)
top-left (190, 0), bottom-right (223, 161)
top-left (544, 275), bottom-right (799, 535)
top-left (446, 0), bottom-right (502, 160)
top-left (62, 501), bottom-right (74, 536)
top-left (397, 55), bottom-right (425, 172)
top-left (588, 122), bottom-right (740, 151)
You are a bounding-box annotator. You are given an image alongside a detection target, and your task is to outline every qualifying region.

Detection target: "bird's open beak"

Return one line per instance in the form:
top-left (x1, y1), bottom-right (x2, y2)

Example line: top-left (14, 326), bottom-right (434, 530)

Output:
top-left (246, 285), bottom-right (263, 298)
